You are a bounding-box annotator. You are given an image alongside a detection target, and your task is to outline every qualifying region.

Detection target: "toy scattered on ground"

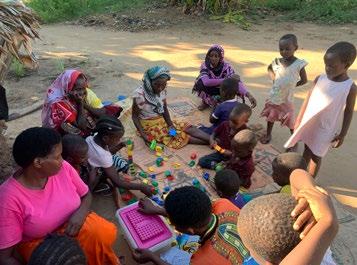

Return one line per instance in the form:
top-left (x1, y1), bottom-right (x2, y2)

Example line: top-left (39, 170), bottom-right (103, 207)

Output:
top-left (116, 202), bottom-right (175, 251)
top-left (168, 128), bottom-right (177, 137)
top-left (148, 166), bottom-right (155, 172)
top-left (139, 171), bottom-right (148, 178)
top-left (151, 195), bottom-right (165, 206)
top-left (190, 152), bottom-right (197, 160)
top-left (150, 140), bottom-right (157, 151)
top-left (172, 163), bottom-right (181, 169)
top-left (188, 160), bottom-right (196, 167)
top-left (155, 146), bottom-right (163, 157)
top-left (117, 95), bottom-right (127, 101)
top-left (213, 144), bottom-right (225, 154)
top-left (156, 157), bottom-right (164, 167)
top-left (118, 188), bottom-right (137, 205)
top-left (126, 139), bottom-right (136, 176)
top-left (203, 172), bottom-right (210, 181)
top-left (164, 170), bottom-right (174, 181)
top-left (192, 178), bottom-right (206, 192)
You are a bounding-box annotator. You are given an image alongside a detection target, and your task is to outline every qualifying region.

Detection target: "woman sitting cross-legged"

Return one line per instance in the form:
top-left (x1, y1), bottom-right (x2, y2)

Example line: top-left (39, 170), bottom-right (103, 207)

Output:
top-left (0, 127), bottom-right (120, 265)
top-left (132, 66), bottom-right (210, 149)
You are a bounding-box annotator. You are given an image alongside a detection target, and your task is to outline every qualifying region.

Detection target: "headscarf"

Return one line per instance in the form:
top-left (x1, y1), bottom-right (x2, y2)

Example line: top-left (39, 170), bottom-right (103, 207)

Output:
top-left (142, 66), bottom-right (171, 114)
top-left (204, 44), bottom-right (225, 74)
top-left (199, 44), bottom-right (234, 79)
top-left (41, 69), bottom-right (87, 127)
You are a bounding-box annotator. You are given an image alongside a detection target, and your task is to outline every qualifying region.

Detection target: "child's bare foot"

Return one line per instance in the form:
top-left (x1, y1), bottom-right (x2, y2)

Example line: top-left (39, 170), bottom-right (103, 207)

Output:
top-left (260, 134), bottom-right (271, 144)
top-left (198, 102), bottom-right (209, 111)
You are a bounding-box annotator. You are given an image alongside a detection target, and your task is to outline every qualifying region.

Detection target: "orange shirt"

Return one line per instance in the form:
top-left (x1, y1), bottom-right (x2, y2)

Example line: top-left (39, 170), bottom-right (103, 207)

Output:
top-left (191, 199), bottom-right (250, 265)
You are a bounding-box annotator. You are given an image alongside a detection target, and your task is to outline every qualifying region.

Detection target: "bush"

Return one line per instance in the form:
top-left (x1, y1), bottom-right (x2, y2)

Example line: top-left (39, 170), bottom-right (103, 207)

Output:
top-left (24, 0), bottom-right (148, 23)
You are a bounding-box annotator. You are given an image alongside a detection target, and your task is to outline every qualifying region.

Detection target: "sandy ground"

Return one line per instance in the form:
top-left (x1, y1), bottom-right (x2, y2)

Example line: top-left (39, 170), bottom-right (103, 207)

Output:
top-left (2, 18), bottom-right (357, 264)
top-left (5, 20), bottom-right (357, 208)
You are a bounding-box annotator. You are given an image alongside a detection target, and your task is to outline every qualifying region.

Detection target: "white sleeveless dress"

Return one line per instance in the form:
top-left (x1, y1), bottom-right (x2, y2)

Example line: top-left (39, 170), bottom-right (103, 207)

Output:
top-left (284, 74), bottom-right (353, 157)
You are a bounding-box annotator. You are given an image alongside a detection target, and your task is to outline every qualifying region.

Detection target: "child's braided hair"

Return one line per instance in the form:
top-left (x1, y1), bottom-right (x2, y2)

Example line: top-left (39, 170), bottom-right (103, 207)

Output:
top-left (28, 234), bottom-right (86, 265)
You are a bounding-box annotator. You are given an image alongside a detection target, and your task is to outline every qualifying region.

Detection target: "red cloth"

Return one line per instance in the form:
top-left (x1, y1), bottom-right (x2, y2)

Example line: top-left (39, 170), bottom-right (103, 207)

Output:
top-left (227, 155), bottom-right (255, 188)
top-left (214, 121), bottom-right (247, 150)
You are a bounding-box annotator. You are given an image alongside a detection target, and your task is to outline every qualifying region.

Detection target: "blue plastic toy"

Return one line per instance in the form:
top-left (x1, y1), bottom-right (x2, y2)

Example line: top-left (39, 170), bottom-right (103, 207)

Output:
top-left (117, 95), bottom-right (127, 101)
top-left (102, 100), bottom-right (113, 106)
top-left (203, 173), bottom-right (210, 181)
top-left (151, 196), bottom-right (164, 206)
top-left (168, 128), bottom-right (177, 137)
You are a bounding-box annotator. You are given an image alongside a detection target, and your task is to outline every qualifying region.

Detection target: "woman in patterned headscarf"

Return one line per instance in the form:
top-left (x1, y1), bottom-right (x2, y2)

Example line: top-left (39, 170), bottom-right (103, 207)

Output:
top-left (132, 66), bottom-right (210, 149)
top-left (192, 44), bottom-right (256, 110)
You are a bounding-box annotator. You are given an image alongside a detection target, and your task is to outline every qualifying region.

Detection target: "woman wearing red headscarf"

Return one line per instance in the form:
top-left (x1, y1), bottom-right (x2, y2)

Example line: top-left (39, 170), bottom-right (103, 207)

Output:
top-left (42, 69), bottom-right (121, 137)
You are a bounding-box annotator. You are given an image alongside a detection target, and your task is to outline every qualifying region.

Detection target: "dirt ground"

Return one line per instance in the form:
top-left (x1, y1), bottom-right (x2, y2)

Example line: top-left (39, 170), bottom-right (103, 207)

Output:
top-left (2, 12), bottom-right (357, 264)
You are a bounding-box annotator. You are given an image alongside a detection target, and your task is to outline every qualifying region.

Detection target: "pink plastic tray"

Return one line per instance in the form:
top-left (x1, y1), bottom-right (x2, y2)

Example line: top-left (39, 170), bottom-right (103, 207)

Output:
top-left (117, 202), bottom-right (173, 249)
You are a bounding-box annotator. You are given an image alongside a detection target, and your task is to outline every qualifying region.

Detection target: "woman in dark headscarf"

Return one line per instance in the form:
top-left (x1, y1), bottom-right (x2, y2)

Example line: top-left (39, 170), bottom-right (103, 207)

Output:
top-left (193, 44), bottom-right (256, 110)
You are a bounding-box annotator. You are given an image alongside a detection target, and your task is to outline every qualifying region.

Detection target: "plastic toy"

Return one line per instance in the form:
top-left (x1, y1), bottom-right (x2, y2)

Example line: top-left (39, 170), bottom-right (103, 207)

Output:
top-left (190, 152), bottom-right (197, 160)
top-left (151, 181), bottom-right (159, 187)
top-left (116, 202), bottom-right (175, 251)
top-left (172, 163), bottom-right (181, 169)
top-left (139, 171), bottom-right (147, 178)
top-left (151, 187), bottom-right (159, 195)
top-left (192, 178), bottom-right (207, 193)
top-left (142, 179), bottom-right (149, 185)
top-left (102, 100), bottom-right (113, 106)
top-left (188, 160), bottom-right (196, 167)
top-left (150, 140), bottom-right (157, 151)
top-left (151, 196), bottom-right (165, 206)
top-left (203, 172), bottom-right (210, 181)
top-left (163, 186), bottom-right (171, 193)
top-left (148, 166), bottom-right (155, 172)
top-left (164, 170), bottom-right (171, 177)
top-left (156, 157), bottom-right (164, 167)
top-left (117, 95), bottom-right (127, 101)
top-left (150, 174), bottom-right (156, 179)
top-left (213, 144), bottom-right (225, 154)
top-left (215, 163), bottom-right (224, 172)
top-left (168, 128), bottom-right (177, 137)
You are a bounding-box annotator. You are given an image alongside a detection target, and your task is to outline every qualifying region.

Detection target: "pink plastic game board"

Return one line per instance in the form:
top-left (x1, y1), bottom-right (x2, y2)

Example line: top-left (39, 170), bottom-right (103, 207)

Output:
top-left (116, 202), bottom-right (174, 251)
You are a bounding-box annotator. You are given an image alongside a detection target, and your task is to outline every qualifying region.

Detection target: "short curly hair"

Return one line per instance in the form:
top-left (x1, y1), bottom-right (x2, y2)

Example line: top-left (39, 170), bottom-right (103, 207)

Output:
top-left (28, 234), bottom-right (86, 265)
top-left (237, 194), bottom-right (300, 264)
top-left (326, 41), bottom-right (356, 66)
top-left (13, 127), bottom-right (61, 168)
top-left (280, 34), bottom-right (298, 46)
top-left (165, 186), bottom-right (212, 230)
top-left (272, 152), bottom-right (307, 186)
top-left (214, 169), bottom-right (241, 198)
top-left (62, 134), bottom-right (88, 160)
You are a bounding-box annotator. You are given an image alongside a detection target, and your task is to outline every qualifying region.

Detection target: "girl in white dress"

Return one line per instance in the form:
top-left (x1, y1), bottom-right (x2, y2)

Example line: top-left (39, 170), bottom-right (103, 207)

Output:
top-left (261, 34), bottom-right (308, 144)
top-left (285, 42), bottom-right (357, 177)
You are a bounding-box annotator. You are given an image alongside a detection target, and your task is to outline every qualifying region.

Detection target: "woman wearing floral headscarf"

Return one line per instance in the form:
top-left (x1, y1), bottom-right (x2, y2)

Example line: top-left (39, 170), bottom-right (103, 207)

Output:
top-left (193, 44), bottom-right (256, 110)
top-left (41, 69), bottom-right (122, 137)
top-left (132, 66), bottom-right (210, 149)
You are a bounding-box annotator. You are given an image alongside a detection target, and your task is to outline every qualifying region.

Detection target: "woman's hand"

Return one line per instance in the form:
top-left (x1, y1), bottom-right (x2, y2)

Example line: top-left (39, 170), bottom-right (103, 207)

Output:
top-left (65, 211), bottom-right (87, 237)
top-left (231, 74), bottom-right (241, 81)
top-left (222, 149), bottom-right (232, 157)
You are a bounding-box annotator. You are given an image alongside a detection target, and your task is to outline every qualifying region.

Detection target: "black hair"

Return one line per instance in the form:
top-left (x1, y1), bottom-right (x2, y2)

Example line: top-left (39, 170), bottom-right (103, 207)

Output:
top-left (220, 78), bottom-right (238, 100)
top-left (94, 116), bottom-right (125, 137)
top-left (62, 134), bottom-right (88, 160)
top-left (326, 41), bottom-right (357, 66)
top-left (214, 169), bottom-right (241, 198)
top-left (230, 103), bottom-right (252, 119)
top-left (272, 152), bottom-right (307, 186)
top-left (237, 194), bottom-right (300, 264)
top-left (233, 129), bottom-right (257, 150)
top-left (13, 127), bottom-right (61, 168)
top-left (280, 34), bottom-right (298, 46)
top-left (165, 186), bottom-right (212, 229)
top-left (28, 234), bottom-right (86, 265)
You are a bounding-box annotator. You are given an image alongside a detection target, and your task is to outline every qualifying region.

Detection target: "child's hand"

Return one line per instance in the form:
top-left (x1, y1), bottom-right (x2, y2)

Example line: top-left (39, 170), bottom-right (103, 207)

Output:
top-left (132, 248), bottom-right (155, 263)
top-left (139, 184), bottom-right (154, 197)
top-left (209, 139), bottom-right (217, 149)
top-left (138, 198), bottom-right (161, 215)
top-left (222, 149), bottom-right (232, 157)
top-left (291, 197), bottom-right (316, 239)
top-left (331, 134), bottom-right (345, 148)
top-left (297, 187), bottom-right (337, 224)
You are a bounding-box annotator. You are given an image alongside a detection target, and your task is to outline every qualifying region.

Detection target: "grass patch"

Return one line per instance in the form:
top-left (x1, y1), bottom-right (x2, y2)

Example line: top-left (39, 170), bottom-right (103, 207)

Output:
top-left (10, 59), bottom-right (25, 78)
top-left (24, 0), bottom-right (149, 23)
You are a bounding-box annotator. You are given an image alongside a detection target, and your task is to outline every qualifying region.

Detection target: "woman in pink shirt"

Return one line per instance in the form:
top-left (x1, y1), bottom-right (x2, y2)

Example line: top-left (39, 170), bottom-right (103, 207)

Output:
top-left (0, 127), bottom-right (120, 265)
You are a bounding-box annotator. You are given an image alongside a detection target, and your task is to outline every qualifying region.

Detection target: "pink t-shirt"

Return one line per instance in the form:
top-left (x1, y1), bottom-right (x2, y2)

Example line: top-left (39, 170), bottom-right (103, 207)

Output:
top-left (0, 161), bottom-right (88, 249)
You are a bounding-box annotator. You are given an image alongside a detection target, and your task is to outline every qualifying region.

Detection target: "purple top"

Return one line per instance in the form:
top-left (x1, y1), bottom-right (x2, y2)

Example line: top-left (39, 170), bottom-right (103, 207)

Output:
top-left (197, 45), bottom-right (248, 96)
top-left (212, 99), bottom-right (238, 125)
top-left (229, 192), bottom-right (246, 209)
